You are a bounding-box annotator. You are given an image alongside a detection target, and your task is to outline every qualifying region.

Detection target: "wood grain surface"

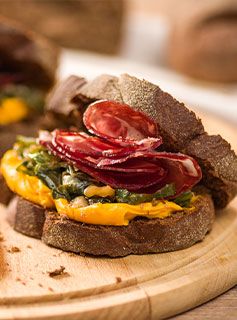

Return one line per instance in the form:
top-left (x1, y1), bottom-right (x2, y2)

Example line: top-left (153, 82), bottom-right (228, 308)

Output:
top-left (172, 286), bottom-right (237, 319)
top-left (0, 110), bottom-right (236, 320)
top-left (171, 109), bottom-right (237, 320)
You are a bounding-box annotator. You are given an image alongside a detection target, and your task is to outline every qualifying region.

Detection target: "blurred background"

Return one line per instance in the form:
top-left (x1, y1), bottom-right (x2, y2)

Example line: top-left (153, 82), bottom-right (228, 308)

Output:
top-left (1, 0), bottom-right (236, 122)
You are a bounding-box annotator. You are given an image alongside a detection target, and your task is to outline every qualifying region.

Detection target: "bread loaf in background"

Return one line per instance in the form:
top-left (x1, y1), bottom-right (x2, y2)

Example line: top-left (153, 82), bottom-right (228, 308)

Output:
top-left (166, 0), bottom-right (237, 82)
top-left (0, 15), bottom-right (59, 158)
top-left (0, 0), bottom-right (124, 54)
top-left (0, 15), bottom-right (59, 90)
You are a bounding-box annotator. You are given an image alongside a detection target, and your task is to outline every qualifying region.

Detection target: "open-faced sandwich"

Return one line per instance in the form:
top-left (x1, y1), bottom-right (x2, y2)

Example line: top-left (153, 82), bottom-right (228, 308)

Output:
top-left (1, 74), bottom-right (237, 257)
top-left (0, 16), bottom-right (59, 157)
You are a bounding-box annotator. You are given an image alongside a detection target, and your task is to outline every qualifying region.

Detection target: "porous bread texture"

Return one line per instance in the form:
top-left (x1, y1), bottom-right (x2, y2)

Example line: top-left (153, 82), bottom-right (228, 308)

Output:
top-left (12, 195), bottom-right (215, 257)
top-left (76, 74), bottom-right (237, 208)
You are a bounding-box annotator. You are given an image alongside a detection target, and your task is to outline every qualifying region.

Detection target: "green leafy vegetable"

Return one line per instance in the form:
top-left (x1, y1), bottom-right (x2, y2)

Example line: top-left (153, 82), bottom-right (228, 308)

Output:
top-left (173, 191), bottom-right (193, 208)
top-left (88, 197), bottom-right (114, 205)
top-left (16, 138), bottom-right (101, 200)
top-left (0, 85), bottom-right (45, 112)
top-left (14, 137), bottom-right (194, 206)
top-left (115, 184), bottom-right (176, 205)
top-left (14, 136), bottom-right (37, 158)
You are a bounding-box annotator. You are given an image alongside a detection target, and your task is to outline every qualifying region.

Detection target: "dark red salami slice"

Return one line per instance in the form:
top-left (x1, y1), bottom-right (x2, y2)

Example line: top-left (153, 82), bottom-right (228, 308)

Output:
top-left (39, 99), bottom-right (202, 197)
top-left (53, 129), bottom-right (161, 158)
top-left (53, 130), bottom-right (124, 157)
top-left (83, 100), bottom-right (162, 149)
top-left (41, 138), bottom-right (166, 191)
top-left (40, 131), bottom-right (161, 173)
top-left (40, 131), bottom-right (201, 195)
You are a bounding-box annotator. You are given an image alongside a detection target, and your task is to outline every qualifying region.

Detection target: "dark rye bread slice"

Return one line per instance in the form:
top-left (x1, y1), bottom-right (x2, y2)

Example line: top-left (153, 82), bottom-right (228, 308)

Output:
top-left (73, 74), bottom-right (237, 208)
top-left (0, 173), bottom-right (13, 205)
top-left (11, 195), bottom-right (214, 257)
top-left (43, 75), bottom-right (87, 131)
top-left (183, 134), bottom-right (237, 208)
top-left (14, 196), bottom-right (46, 239)
top-left (0, 15), bottom-right (59, 90)
top-left (78, 74), bottom-right (205, 151)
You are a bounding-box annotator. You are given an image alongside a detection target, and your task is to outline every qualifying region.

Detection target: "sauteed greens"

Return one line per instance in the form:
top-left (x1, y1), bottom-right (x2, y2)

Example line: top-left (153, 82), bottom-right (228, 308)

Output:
top-left (14, 136), bottom-right (193, 207)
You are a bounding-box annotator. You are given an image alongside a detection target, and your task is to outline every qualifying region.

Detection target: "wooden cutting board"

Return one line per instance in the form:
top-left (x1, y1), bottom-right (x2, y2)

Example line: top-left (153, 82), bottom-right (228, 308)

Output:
top-left (0, 110), bottom-right (236, 320)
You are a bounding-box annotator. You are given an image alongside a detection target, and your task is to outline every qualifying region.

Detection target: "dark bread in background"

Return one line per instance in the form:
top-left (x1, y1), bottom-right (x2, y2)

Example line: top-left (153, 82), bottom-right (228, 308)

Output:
top-left (0, 15), bottom-right (59, 90)
top-left (167, 0), bottom-right (237, 82)
top-left (0, 16), bottom-right (59, 159)
top-left (11, 195), bottom-right (214, 257)
top-left (0, 0), bottom-right (124, 55)
top-left (46, 74), bottom-right (237, 208)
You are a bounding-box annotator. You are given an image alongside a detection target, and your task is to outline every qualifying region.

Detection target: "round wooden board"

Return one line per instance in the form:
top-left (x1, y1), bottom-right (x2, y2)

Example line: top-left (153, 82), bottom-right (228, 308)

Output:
top-left (0, 110), bottom-right (236, 320)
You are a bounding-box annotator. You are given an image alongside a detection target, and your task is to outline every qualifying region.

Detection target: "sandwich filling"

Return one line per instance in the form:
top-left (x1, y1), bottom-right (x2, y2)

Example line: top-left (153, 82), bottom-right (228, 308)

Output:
top-left (1, 100), bottom-right (202, 226)
top-left (0, 82), bottom-right (44, 125)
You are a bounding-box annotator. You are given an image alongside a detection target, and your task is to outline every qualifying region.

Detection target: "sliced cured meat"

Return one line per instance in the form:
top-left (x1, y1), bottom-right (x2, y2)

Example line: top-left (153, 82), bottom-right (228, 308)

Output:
top-left (40, 140), bottom-right (167, 191)
top-left (50, 129), bottom-right (161, 158)
top-left (39, 100), bottom-right (202, 197)
top-left (83, 100), bottom-right (162, 149)
top-left (40, 133), bottom-right (201, 196)
top-left (53, 130), bottom-right (132, 158)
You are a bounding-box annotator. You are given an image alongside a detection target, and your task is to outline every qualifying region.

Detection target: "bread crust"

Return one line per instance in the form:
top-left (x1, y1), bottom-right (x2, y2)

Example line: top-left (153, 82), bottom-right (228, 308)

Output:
top-left (3, 74), bottom-right (236, 208)
top-left (0, 173), bottom-right (13, 205)
top-left (0, 15), bottom-right (59, 90)
top-left (167, 3), bottom-right (237, 82)
top-left (74, 74), bottom-right (237, 208)
top-left (183, 134), bottom-right (237, 208)
top-left (11, 195), bottom-right (215, 257)
top-left (14, 196), bottom-right (46, 239)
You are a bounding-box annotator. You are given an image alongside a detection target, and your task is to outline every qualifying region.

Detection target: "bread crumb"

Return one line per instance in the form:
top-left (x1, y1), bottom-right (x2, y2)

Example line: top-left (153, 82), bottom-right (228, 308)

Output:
top-left (48, 287), bottom-right (54, 292)
top-left (30, 276), bottom-right (34, 280)
top-left (0, 233), bottom-right (4, 241)
top-left (38, 283), bottom-right (43, 288)
top-left (47, 266), bottom-right (69, 278)
top-left (27, 245), bottom-right (32, 249)
top-left (8, 246), bottom-right (21, 253)
top-left (79, 252), bottom-right (86, 257)
top-left (115, 276), bottom-right (122, 283)
top-left (16, 277), bottom-right (26, 285)
top-left (69, 252), bottom-right (77, 257)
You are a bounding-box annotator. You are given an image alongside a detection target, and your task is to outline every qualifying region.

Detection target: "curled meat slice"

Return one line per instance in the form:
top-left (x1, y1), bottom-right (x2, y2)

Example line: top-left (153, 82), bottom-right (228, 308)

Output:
top-left (39, 131), bottom-right (202, 196)
top-left (83, 100), bottom-right (162, 149)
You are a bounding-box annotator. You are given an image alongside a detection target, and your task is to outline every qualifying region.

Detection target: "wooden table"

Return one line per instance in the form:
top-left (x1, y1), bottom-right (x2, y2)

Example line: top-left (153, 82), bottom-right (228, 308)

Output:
top-left (172, 286), bottom-right (237, 319)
